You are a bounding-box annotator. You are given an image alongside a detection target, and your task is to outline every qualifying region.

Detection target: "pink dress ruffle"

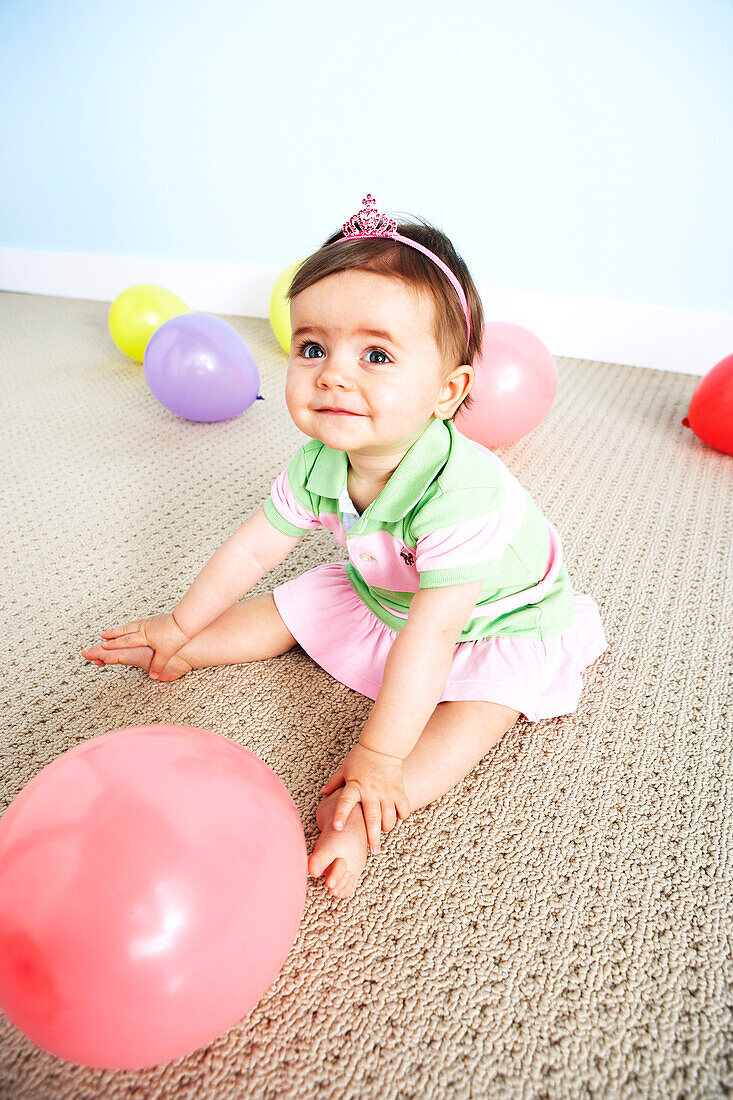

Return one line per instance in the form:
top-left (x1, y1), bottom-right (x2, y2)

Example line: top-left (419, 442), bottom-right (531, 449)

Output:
top-left (272, 562), bottom-right (608, 723)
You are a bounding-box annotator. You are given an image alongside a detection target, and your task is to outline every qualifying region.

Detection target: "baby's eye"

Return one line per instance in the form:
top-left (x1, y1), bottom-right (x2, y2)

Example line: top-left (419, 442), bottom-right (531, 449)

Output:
top-left (365, 348), bottom-right (390, 364)
top-left (297, 341), bottom-right (323, 359)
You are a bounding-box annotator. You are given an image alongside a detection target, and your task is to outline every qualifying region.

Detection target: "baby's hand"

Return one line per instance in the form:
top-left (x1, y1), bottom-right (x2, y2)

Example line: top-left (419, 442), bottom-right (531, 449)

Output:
top-left (321, 743), bottom-right (411, 855)
top-left (97, 613), bottom-right (191, 679)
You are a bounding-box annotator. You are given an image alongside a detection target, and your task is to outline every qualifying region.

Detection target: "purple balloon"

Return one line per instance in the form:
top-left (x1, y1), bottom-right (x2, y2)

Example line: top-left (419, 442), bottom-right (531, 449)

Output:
top-left (143, 313), bottom-right (261, 422)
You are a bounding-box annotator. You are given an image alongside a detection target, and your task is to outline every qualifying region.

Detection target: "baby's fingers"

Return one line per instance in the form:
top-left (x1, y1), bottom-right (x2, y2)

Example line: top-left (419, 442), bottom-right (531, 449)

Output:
top-left (379, 793), bottom-right (411, 836)
top-left (380, 800), bottom-right (398, 834)
top-left (100, 620), bottom-right (143, 641)
top-left (396, 795), bottom-right (411, 822)
top-left (148, 651), bottom-right (176, 677)
top-left (363, 801), bottom-right (382, 855)
top-left (99, 625), bottom-right (146, 649)
top-left (333, 784), bottom-right (359, 831)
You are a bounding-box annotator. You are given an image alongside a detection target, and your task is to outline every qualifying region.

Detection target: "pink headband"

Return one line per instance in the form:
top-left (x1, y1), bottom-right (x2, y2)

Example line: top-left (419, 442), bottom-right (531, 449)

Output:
top-left (333, 194), bottom-right (471, 354)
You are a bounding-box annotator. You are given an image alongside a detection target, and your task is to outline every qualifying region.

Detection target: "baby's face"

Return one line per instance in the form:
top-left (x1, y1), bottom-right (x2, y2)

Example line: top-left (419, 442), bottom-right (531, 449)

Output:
top-left (286, 270), bottom-right (467, 461)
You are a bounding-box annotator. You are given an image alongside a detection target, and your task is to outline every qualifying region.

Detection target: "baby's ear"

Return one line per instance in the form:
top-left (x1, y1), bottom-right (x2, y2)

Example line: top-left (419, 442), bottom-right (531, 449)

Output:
top-left (436, 363), bottom-right (473, 418)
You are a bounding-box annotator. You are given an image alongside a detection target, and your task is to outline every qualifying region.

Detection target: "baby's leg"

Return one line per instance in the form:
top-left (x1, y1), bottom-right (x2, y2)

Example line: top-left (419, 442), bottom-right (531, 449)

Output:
top-left (83, 593), bottom-right (297, 679)
top-left (310, 699), bottom-right (520, 899)
top-left (398, 699), bottom-right (521, 812)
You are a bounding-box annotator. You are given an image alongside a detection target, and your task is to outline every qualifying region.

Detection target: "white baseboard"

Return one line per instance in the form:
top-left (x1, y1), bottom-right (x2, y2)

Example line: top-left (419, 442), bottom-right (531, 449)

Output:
top-left (1, 245), bottom-right (731, 378)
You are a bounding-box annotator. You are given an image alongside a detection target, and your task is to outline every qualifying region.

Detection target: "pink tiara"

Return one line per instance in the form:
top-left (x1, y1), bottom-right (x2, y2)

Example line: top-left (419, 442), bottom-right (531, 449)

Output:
top-left (334, 194), bottom-right (471, 354)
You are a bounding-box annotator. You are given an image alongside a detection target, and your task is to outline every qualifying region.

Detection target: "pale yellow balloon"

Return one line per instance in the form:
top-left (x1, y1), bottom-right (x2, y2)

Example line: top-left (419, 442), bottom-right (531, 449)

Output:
top-left (108, 284), bottom-right (192, 363)
top-left (269, 260), bottom-right (304, 355)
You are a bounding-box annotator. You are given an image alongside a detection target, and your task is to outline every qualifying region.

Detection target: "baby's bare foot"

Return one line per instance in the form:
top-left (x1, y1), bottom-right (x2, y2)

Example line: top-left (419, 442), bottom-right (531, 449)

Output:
top-left (308, 789), bottom-right (370, 899)
top-left (81, 643), bottom-right (191, 681)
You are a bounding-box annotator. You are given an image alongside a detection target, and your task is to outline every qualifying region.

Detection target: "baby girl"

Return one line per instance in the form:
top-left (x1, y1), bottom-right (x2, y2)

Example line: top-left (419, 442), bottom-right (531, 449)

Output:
top-left (83, 194), bottom-right (608, 899)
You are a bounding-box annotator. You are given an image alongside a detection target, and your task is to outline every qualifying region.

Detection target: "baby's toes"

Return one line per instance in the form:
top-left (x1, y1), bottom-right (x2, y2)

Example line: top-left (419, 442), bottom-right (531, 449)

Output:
top-left (324, 858), bottom-right (346, 895)
top-left (334, 871), bottom-right (358, 900)
top-left (326, 859), bottom-right (358, 899)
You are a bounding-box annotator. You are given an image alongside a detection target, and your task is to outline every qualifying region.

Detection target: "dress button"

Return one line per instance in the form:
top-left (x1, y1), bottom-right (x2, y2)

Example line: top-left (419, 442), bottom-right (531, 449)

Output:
top-left (359, 553), bottom-right (375, 562)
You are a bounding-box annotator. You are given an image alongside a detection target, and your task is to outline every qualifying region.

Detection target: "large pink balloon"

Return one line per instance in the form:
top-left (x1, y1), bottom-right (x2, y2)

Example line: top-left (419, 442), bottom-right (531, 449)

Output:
top-left (0, 725), bottom-right (307, 1070)
top-left (456, 321), bottom-right (558, 447)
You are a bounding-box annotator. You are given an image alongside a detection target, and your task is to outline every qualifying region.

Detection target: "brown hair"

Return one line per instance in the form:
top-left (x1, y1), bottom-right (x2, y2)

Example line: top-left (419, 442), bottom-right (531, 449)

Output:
top-left (285, 214), bottom-right (484, 418)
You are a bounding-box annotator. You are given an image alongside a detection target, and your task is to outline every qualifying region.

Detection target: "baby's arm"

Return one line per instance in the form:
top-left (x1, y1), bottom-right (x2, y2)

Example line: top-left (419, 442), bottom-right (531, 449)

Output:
top-left (322, 580), bottom-right (484, 849)
top-left (171, 504), bottom-right (302, 638)
top-left (93, 505), bottom-right (302, 677)
top-left (358, 581), bottom-right (484, 760)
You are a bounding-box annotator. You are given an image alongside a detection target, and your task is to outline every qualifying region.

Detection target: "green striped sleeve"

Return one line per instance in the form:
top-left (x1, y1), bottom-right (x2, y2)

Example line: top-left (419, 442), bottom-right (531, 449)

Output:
top-left (262, 496), bottom-right (310, 537)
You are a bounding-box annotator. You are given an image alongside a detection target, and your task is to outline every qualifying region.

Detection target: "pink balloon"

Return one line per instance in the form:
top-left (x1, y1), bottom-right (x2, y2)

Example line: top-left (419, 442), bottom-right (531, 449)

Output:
top-left (0, 725), bottom-right (307, 1070)
top-left (456, 321), bottom-right (558, 447)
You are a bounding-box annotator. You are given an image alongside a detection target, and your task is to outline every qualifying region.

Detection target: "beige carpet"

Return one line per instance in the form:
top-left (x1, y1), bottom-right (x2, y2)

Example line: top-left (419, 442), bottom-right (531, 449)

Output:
top-left (1, 290), bottom-right (731, 1100)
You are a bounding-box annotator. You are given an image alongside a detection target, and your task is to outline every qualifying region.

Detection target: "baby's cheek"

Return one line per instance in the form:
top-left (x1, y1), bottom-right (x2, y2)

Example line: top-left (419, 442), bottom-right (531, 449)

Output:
top-left (284, 373), bottom-right (306, 418)
top-left (375, 388), bottom-right (404, 411)
top-left (283, 371), bottom-right (297, 405)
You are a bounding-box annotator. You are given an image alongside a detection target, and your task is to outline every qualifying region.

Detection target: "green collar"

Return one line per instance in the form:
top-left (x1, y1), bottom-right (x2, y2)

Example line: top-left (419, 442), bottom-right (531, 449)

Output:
top-left (304, 417), bottom-right (453, 522)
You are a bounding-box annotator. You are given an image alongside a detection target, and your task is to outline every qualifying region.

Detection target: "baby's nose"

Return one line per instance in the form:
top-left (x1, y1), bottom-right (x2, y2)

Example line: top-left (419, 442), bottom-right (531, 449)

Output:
top-left (317, 359), bottom-right (354, 386)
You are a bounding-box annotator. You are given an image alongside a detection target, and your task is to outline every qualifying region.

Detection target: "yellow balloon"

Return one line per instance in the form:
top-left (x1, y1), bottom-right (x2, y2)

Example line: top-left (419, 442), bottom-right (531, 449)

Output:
top-left (108, 284), bottom-right (192, 363)
top-left (269, 260), bottom-right (304, 355)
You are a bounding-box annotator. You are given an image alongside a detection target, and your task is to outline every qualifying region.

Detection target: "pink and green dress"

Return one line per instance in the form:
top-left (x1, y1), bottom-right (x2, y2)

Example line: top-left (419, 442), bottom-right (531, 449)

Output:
top-left (263, 417), bottom-right (608, 722)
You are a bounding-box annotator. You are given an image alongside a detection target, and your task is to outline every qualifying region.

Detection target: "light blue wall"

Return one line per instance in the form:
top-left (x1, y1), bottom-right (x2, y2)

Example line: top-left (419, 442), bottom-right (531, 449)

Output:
top-left (1, 0), bottom-right (731, 312)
